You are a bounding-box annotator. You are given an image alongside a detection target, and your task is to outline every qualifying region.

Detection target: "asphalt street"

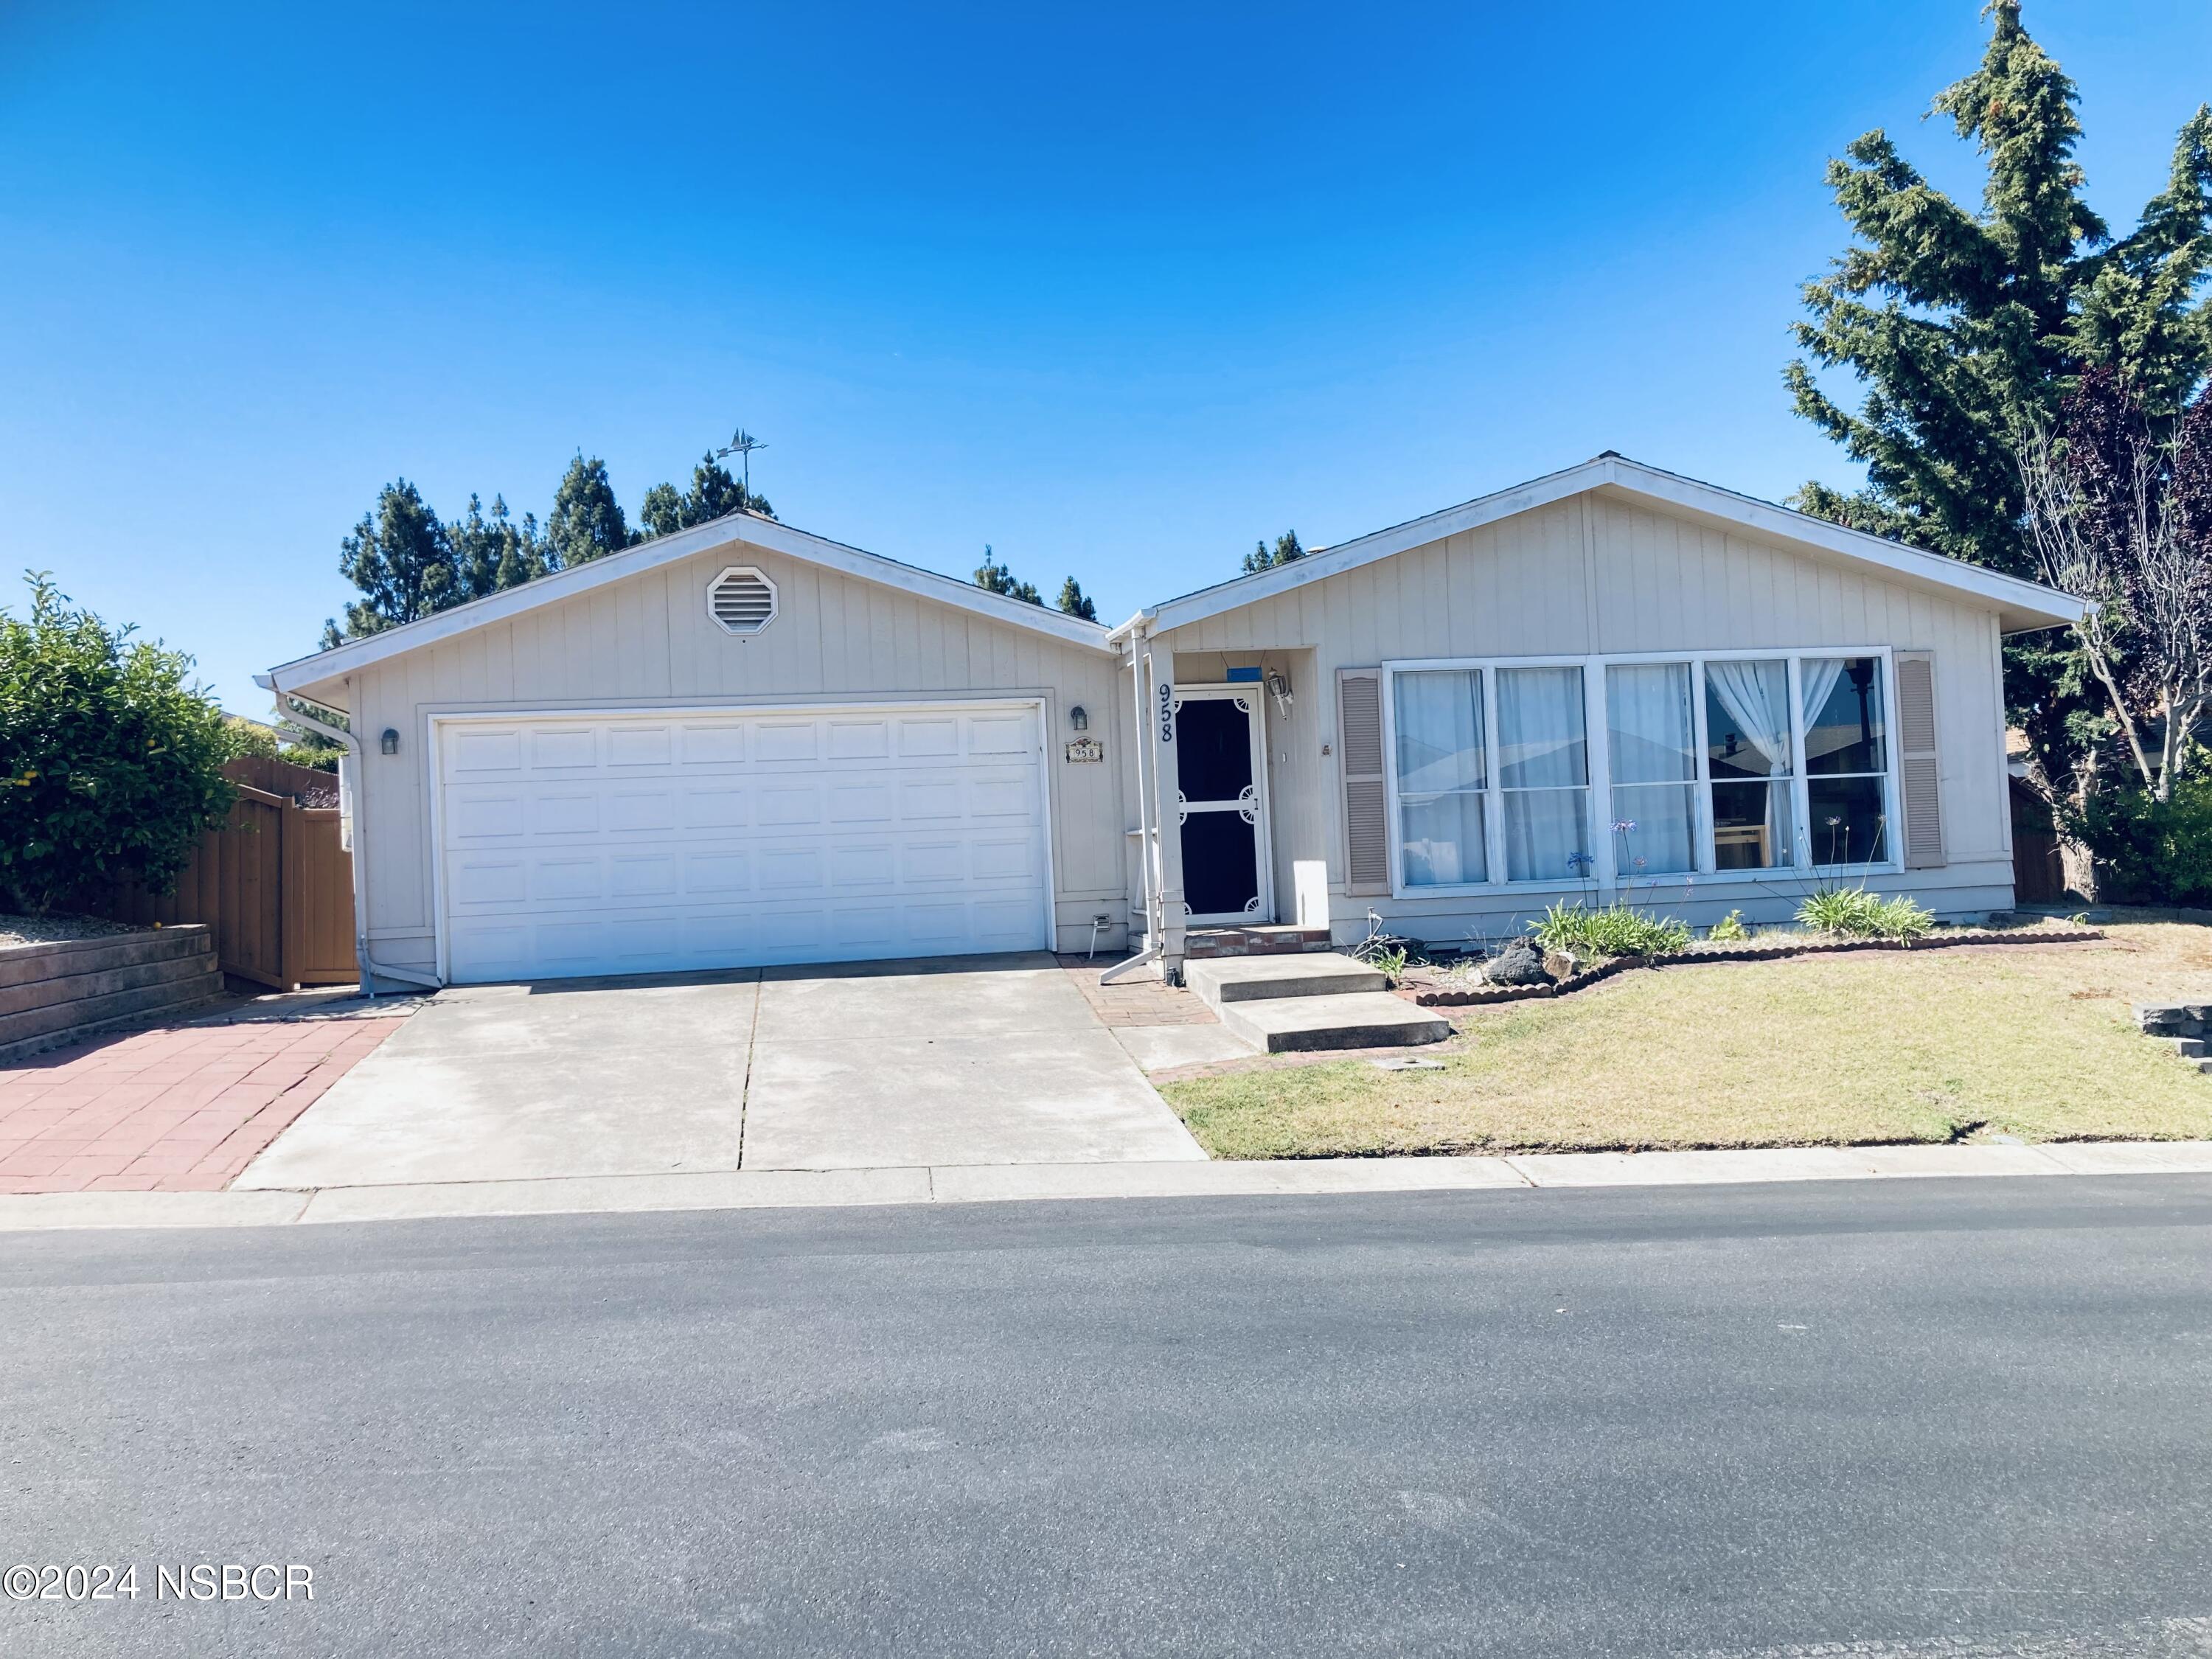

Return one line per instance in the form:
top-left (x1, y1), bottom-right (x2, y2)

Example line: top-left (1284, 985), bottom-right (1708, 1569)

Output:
top-left (6, 1177), bottom-right (2212, 1658)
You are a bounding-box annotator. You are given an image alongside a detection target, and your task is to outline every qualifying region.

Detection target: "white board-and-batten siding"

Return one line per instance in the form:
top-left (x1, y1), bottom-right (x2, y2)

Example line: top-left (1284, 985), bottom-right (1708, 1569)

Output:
top-left (1158, 490), bottom-right (2018, 938)
top-left (293, 540), bottom-right (1128, 978)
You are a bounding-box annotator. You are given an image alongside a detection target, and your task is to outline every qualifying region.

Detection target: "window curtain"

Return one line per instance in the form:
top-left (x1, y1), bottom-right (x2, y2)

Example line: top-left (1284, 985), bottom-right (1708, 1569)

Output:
top-left (1496, 668), bottom-right (1587, 787)
top-left (1394, 670), bottom-right (1484, 793)
top-left (1394, 670), bottom-right (1486, 886)
top-left (1705, 660), bottom-right (1794, 866)
top-left (1706, 660), bottom-right (1792, 773)
top-left (1498, 667), bottom-right (1590, 880)
top-left (1799, 658), bottom-right (1848, 741)
top-left (1605, 664), bottom-right (1695, 874)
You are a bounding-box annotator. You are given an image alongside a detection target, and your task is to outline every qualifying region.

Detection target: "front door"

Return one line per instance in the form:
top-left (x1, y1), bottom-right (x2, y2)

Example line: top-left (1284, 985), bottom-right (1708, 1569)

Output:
top-left (1173, 686), bottom-right (1273, 924)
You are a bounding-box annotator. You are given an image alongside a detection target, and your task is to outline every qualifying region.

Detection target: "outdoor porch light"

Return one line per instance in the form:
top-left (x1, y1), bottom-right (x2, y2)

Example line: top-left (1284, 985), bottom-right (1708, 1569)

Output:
top-left (1070, 706), bottom-right (1088, 731)
top-left (380, 728), bottom-right (400, 756)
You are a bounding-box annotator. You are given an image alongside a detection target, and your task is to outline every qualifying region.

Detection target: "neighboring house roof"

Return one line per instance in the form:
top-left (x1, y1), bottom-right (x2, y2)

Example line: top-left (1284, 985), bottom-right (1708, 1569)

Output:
top-left (1109, 453), bottom-right (2085, 641)
top-left (258, 506), bottom-right (1115, 696)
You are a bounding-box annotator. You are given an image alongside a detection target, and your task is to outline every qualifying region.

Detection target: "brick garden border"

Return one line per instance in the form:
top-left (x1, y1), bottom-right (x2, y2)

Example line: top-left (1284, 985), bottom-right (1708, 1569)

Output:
top-left (1402, 925), bottom-right (2107, 1008)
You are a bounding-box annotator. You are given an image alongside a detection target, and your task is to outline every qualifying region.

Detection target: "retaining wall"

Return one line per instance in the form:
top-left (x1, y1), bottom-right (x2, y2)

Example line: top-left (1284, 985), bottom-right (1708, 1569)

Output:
top-left (0, 927), bottom-right (221, 1065)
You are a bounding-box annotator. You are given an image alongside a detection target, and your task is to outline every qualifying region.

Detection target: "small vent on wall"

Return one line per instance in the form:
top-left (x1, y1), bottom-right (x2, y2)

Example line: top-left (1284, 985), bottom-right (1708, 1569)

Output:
top-left (707, 567), bottom-right (778, 636)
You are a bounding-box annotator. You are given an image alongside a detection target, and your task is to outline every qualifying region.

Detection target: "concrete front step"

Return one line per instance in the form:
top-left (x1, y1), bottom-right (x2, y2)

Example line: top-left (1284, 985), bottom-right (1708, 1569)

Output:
top-left (1218, 991), bottom-right (1451, 1053)
top-left (1184, 952), bottom-right (1386, 1007)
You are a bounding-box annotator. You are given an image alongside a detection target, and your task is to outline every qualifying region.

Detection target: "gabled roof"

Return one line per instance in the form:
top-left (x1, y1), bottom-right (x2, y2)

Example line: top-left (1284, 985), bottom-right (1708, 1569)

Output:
top-left (259, 505), bottom-right (1114, 695)
top-left (1110, 453), bottom-right (2084, 641)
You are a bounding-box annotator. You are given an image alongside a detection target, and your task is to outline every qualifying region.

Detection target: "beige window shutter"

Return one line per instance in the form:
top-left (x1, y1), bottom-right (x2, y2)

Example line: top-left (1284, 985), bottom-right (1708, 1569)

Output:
top-left (1338, 667), bottom-right (1391, 896)
top-left (1894, 650), bottom-right (1945, 869)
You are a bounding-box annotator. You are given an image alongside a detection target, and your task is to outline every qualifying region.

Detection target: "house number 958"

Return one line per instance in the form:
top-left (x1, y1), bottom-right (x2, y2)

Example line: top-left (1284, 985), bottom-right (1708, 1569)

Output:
top-left (1156, 682), bottom-right (1174, 743)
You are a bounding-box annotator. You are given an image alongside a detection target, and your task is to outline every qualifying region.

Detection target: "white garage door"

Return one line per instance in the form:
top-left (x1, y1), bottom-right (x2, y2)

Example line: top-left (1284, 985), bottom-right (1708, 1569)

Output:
top-left (436, 703), bottom-right (1050, 983)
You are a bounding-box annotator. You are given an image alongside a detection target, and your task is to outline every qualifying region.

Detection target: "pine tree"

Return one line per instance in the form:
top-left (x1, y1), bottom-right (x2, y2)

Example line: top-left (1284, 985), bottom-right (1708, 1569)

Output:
top-left (973, 546), bottom-right (1043, 605)
top-left (639, 452), bottom-right (773, 538)
top-left (1057, 577), bottom-right (1098, 622)
top-left (546, 454), bottom-right (633, 568)
top-left (1786, 0), bottom-right (2212, 795)
top-left (1242, 530), bottom-right (1305, 574)
top-left (323, 480), bottom-right (457, 647)
top-left (450, 493), bottom-right (546, 601)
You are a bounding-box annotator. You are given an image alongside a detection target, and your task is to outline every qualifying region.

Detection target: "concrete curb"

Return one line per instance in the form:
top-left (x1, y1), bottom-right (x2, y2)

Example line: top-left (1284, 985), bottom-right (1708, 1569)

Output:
top-left (4, 1140), bottom-right (2212, 1232)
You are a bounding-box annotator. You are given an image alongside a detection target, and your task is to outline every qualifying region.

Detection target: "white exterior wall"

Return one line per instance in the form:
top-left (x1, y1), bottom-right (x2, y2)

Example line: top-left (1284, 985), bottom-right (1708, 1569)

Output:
top-left (294, 538), bottom-right (1127, 981)
top-left (1155, 490), bottom-right (2020, 940)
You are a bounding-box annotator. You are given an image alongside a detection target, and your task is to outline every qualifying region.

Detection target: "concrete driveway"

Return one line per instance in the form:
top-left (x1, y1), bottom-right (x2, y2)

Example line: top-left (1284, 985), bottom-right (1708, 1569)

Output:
top-left (236, 953), bottom-right (1203, 1190)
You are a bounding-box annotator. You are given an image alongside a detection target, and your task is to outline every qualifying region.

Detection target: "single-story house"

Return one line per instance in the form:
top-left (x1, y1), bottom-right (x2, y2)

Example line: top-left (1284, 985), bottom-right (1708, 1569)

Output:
top-left (259, 453), bottom-right (2082, 992)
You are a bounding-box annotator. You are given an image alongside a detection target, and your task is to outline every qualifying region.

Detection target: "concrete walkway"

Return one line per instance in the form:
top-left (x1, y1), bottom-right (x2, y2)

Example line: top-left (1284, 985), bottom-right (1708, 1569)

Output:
top-left (7, 1138), bottom-right (2211, 1231)
top-left (236, 953), bottom-right (1203, 1192)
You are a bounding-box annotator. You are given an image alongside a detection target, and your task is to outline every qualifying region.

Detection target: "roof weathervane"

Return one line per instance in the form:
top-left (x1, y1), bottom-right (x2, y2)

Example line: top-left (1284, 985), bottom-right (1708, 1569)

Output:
top-left (713, 428), bottom-right (768, 501)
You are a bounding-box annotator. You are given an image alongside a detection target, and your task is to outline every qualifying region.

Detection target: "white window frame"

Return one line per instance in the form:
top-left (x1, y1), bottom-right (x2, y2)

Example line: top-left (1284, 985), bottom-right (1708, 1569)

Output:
top-left (1380, 649), bottom-right (1901, 899)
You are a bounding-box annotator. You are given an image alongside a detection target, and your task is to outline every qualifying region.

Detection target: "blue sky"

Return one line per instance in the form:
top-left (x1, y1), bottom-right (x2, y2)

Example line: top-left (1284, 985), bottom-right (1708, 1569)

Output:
top-left (1, 1), bottom-right (2207, 714)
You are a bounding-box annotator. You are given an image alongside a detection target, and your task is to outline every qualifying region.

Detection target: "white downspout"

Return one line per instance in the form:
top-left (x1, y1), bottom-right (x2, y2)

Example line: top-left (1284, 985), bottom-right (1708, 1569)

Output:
top-left (263, 682), bottom-right (442, 998)
top-left (1099, 630), bottom-right (1164, 985)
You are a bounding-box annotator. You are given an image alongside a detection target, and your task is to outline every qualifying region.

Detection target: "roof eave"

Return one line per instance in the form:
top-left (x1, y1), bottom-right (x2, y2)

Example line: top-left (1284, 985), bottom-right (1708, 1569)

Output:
top-left (264, 509), bottom-right (1113, 690)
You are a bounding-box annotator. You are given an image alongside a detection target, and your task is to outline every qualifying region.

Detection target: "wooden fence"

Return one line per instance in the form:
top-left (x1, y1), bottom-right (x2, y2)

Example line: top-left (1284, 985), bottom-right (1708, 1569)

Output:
top-left (103, 755), bottom-right (356, 990)
top-left (2009, 775), bottom-right (2069, 905)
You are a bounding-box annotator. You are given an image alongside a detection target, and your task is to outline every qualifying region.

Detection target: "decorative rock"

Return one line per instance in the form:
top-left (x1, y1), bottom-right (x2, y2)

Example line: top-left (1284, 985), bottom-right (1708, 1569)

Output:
top-left (1484, 938), bottom-right (1554, 987)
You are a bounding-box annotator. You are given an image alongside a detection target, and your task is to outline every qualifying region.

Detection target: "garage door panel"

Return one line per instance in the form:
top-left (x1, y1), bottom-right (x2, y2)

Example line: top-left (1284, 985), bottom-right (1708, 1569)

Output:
top-left (531, 856), bottom-right (604, 902)
top-left (534, 793), bottom-right (600, 835)
top-left (606, 789), bottom-right (678, 833)
top-left (827, 720), bottom-right (891, 759)
top-left (897, 717), bottom-right (960, 757)
top-left (530, 728), bottom-right (598, 770)
top-left (900, 778), bottom-right (964, 821)
top-left (968, 776), bottom-right (1035, 819)
top-left (757, 784), bottom-right (821, 826)
top-left (966, 713), bottom-right (1032, 754)
top-left (681, 723), bottom-right (747, 765)
top-left (830, 845), bottom-right (896, 887)
top-left (448, 729), bottom-right (524, 776)
top-left (453, 794), bottom-right (526, 841)
top-left (756, 847), bottom-right (824, 891)
top-left (605, 725), bottom-right (673, 767)
top-left (681, 785), bottom-right (748, 830)
top-left (451, 857), bottom-right (529, 907)
top-left (829, 782), bottom-right (893, 824)
top-left (439, 704), bottom-right (1049, 982)
top-left (755, 722), bottom-right (818, 762)
top-left (684, 851), bottom-right (753, 894)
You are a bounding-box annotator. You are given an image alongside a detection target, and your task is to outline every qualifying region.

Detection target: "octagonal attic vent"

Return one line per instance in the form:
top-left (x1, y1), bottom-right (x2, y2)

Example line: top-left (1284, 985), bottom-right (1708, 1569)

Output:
top-left (706, 566), bottom-right (778, 636)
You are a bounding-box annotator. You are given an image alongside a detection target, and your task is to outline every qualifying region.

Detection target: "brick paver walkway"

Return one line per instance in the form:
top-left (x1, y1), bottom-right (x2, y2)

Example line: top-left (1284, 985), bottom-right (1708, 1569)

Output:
top-left (0, 1017), bottom-right (405, 1194)
top-left (1054, 954), bottom-right (1219, 1028)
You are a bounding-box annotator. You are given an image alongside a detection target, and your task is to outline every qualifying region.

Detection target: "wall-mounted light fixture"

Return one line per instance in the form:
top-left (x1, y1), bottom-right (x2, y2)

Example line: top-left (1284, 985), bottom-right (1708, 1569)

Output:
top-left (380, 728), bottom-right (400, 756)
top-left (1265, 668), bottom-right (1294, 719)
top-left (1069, 705), bottom-right (1088, 731)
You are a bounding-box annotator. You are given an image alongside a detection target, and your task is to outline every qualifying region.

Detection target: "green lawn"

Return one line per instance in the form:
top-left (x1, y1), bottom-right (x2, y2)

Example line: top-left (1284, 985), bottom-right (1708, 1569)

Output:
top-left (1161, 922), bottom-right (2212, 1159)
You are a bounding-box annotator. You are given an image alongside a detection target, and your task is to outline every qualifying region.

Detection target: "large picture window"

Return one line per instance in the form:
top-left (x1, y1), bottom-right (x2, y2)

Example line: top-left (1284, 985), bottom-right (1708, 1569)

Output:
top-left (1383, 651), bottom-right (1897, 893)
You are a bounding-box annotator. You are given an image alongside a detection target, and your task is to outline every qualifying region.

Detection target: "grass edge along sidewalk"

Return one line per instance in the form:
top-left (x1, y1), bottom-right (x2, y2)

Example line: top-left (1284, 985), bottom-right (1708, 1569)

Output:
top-left (1161, 922), bottom-right (2212, 1161)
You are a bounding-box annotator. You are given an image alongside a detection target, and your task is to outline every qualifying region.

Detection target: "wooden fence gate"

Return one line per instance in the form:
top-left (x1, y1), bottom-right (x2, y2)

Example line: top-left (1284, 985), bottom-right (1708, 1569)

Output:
top-left (104, 755), bottom-right (356, 990)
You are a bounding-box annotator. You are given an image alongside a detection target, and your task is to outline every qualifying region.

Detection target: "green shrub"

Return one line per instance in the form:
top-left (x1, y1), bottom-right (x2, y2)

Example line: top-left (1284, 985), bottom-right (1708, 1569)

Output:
top-left (1708, 909), bottom-right (1750, 942)
top-left (2065, 772), bottom-right (2212, 905)
top-left (1795, 886), bottom-right (1935, 941)
top-left (1529, 901), bottom-right (1691, 959)
top-left (0, 574), bottom-right (240, 914)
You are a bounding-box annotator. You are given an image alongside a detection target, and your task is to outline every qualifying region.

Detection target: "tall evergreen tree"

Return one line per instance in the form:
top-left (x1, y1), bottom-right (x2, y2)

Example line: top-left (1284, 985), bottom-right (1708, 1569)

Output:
top-left (1786, 0), bottom-right (2212, 795)
top-left (323, 480), bottom-right (456, 647)
top-left (973, 546), bottom-right (1043, 605)
top-left (1057, 577), bottom-right (1098, 622)
top-left (450, 493), bottom-right (547, 600)
top-left (546, 454), bottom-right (633, 568)
top-left (1242, 530), bottom-right (1305, 574)
top-left (639, 452), bottom-right (773, 538)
